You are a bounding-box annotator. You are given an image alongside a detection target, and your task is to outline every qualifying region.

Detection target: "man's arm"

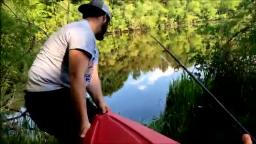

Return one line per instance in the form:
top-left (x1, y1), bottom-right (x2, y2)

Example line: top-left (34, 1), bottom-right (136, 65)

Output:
top-left (69, 49), bottom-right (91, 138)
top-left (86, 65), bottom-right (110, 113)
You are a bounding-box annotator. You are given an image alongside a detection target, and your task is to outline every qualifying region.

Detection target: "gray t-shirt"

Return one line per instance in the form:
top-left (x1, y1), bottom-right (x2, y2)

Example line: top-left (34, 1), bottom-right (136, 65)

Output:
top-left (26, 19), bottom-right (98, 92)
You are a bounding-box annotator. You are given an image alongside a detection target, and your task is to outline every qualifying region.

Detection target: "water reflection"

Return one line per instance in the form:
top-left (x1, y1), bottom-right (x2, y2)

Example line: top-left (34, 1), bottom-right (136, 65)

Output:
top-left (95, 31), bottom-right (198, 123)
top-left (98, 30), bottom-right (197, 96)
top-left (104, 67), bottom-right (183, 123)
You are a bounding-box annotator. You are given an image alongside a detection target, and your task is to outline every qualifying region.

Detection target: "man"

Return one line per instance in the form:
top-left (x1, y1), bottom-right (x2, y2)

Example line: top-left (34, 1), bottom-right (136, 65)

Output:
top-left (24, 0), bottom-right (111, 143)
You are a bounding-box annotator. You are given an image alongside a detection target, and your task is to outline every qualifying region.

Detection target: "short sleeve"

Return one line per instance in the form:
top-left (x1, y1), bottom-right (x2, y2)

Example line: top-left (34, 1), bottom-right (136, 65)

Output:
top-left (67, 27), bottom-right (95, 57)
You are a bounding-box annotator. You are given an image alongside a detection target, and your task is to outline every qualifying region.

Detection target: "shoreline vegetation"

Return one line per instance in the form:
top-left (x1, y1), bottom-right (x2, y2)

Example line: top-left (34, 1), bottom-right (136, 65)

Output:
top-left (149, 0), bottom-right (256, 142)
top-left (1, 0), bottom-right (256, 143)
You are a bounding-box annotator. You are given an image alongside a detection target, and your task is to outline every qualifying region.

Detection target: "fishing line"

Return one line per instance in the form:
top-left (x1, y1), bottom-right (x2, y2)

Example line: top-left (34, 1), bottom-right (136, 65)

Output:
top-left (151, 35), bottom-right (256, 143)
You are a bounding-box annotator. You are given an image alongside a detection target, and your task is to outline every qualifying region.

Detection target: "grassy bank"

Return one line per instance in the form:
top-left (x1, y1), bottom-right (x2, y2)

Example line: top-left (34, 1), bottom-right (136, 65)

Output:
top-left (150, 61), bottom-right (256, 144)
top-left (149, 74), bottom-right (203, 142)
top-left (150, 1), bottom-right (256, 143)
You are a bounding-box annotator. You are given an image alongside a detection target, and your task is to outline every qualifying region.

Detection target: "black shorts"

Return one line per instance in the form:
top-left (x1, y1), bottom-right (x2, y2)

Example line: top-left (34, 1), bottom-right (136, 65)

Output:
top-left (24, 88), bottom-right (99, 144)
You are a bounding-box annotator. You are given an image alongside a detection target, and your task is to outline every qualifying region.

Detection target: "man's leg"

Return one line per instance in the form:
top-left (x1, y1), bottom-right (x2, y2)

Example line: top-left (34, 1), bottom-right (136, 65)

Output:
top-left (25, 88), bottom-right (98, 144)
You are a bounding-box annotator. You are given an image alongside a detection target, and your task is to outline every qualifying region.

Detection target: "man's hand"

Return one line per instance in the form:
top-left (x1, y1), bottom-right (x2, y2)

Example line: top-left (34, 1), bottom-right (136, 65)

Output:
top-left (80, 121), bottom-right (91, 138)
top-left (98, 101), bottom-right (110, 113)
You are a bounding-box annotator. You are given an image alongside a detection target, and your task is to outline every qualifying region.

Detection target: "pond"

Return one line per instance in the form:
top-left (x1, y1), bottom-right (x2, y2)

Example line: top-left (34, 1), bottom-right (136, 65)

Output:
top-left (97, 31), bottom-right (195, 123)
top-left (104, 67), bottom-right (183, 124)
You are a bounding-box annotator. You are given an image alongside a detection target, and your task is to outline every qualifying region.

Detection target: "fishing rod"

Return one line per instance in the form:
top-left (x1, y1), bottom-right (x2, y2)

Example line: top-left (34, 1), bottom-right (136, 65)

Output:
top-left (151, 35), bottom-right (256, 143)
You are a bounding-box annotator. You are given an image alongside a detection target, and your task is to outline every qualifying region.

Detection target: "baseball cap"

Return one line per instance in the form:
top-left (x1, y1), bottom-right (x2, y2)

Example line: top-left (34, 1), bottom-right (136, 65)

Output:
top-left (78, 0), bottom-right (111, 19)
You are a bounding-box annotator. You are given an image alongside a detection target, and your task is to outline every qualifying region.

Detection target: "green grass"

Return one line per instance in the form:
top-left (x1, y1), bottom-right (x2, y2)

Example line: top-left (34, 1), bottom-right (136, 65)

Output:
top-left (149, 74), bottom-right (203, 140)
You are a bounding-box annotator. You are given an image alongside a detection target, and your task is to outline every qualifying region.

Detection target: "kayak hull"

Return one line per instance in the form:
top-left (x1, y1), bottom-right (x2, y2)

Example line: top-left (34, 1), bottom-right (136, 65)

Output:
top-left (83, 112), bottom-right (179, 144)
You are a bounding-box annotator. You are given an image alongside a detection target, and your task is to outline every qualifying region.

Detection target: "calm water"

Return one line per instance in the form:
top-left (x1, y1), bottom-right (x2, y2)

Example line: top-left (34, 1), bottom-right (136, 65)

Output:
top-left (96, 32), bottom-right (194, 123)
top-left (104, 67), bottom-right (183, 123)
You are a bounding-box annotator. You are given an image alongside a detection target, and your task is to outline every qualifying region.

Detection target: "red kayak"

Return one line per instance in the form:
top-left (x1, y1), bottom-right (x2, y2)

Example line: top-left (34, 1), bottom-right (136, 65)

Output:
top-left (83, 112), bottom-right (179, 144)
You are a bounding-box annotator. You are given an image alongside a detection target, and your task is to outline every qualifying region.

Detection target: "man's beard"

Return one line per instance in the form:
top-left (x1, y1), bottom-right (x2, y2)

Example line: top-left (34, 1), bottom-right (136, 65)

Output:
top-left (95, 23), bottom-right (108, 41)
